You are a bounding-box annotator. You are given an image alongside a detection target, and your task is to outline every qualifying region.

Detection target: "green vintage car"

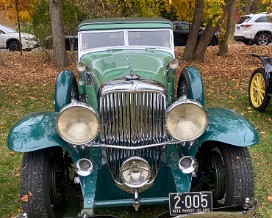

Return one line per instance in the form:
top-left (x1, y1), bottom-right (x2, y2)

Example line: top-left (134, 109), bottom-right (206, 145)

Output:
top-left (8, 18), bottom-right (258, 218)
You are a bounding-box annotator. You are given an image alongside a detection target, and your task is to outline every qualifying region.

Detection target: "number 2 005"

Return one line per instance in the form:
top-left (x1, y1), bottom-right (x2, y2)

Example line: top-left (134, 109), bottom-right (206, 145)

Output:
top-left (174, 194), bottom-right (209, 209)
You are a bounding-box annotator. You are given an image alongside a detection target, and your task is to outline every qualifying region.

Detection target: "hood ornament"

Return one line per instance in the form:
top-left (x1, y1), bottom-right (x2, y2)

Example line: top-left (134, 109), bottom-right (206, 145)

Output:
top-left (125, 74), bottom-right (140, 81)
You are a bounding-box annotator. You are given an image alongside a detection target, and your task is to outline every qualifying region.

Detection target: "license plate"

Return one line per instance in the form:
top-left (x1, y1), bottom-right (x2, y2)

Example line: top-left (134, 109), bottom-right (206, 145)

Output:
top-left (169, 192), bottom-right (213, 216)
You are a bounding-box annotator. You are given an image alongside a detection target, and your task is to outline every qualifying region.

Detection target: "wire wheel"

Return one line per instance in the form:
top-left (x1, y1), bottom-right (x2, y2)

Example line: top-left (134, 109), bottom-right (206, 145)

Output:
top-left (249, 68), bottom-right (270, 112)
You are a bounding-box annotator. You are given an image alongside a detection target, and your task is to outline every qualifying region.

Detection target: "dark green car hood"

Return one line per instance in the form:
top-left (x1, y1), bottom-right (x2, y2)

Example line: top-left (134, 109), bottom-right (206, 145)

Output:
top-left (80, 49), bottom-right (174, 88)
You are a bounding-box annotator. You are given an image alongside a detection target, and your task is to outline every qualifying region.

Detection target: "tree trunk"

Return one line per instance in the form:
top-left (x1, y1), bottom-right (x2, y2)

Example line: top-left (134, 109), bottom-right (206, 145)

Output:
top-left (193, 20), bottom-right (220, 62)
top-left (218, 0), bottom-right (236, 57)
top-left (192, 0), bottom-right (230, 62)
top-left (49, 0), bottom-right (68, 68)
top-left (245, 0), bottom-right (251, 14)
top-left (182, 0), bottom-right (204, 61)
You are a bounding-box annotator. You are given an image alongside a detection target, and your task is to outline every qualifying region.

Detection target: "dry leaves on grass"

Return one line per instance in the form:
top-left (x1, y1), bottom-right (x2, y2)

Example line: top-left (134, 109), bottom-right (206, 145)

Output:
top-left (0, 44), bottom-right (271, 89)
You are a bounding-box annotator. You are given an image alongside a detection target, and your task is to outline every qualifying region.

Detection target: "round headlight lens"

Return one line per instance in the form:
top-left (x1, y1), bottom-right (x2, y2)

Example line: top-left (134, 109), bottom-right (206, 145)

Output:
top-left (76, 61), bottom-right (86, 72)
top-left (56, 103), bottom-right (99, 144)
top-left (169, 58), bottom-right (179, 70)
top-left (166, 100), bottom-right (208, 141)
top-left (120, 157), bottom-right (151, 188)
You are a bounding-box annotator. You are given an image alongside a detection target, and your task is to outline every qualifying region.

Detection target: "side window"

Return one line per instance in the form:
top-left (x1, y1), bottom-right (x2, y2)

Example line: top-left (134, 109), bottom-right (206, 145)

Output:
top-left (180, 23), bottom-right (190, 32)
top-left (255, 16), bottom-right (268, 23)
top-left (0, 30), bottom-right (4, 34)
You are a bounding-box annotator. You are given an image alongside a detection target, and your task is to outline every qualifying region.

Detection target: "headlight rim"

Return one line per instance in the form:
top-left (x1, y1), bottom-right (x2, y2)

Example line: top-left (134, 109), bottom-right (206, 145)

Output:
top-left (56, 102), bottom-right (100, 145)
top-left (165, 99), bottom-right (208, 141)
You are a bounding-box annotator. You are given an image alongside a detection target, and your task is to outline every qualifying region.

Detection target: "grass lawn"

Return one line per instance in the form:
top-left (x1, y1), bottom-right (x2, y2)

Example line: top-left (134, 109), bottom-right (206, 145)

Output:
top-left (0, 45), bottom-right (272, 218)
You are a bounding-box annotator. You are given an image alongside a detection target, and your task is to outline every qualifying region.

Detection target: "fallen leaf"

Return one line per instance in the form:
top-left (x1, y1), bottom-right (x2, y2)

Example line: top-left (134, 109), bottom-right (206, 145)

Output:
top-left (21, 192), bottom-right (32, 202)
top-left (21, 195), bottom-right (29, 202)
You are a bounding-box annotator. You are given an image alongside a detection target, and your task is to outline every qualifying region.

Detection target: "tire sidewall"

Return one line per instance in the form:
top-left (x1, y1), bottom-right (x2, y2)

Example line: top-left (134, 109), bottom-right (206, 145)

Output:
top-left (20, 148), bottom-right (64, 218)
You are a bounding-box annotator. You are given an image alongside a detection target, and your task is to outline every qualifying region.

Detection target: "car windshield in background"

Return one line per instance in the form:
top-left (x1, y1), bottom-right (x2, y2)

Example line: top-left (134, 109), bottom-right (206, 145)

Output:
top-left (81, 30), bottom-right (171, 50)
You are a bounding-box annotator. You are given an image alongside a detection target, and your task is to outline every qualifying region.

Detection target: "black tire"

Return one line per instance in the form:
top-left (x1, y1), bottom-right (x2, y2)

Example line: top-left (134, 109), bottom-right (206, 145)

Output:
top-left (255, 32), bottom-right (270, 45)
top-left (249, 68), bottom-right (270, 112)
top-left (8, 40), bottom-right (21, 51)
top-left (194, 143), bottom-right (254, 208)
top-left (243, 40), bottom-right (253, 45)
top-left (20, 147), bottom-right (65, 218)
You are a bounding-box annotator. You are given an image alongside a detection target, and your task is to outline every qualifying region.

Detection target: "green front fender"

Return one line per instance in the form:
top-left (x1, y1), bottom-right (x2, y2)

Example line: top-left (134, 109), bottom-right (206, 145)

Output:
top-left (55, 70), bottom-right (78, 112)
top-left (7, 112), bottom-right (80, 161)
top-left (177, 66), bottom-right (204, 105)
top-left (198, 108), bottom-right (259, 147)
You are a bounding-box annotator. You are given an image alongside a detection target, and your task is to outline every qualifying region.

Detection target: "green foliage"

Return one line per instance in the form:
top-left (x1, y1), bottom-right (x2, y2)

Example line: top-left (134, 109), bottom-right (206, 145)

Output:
top-left (31, 0), bottom-right (51, 47)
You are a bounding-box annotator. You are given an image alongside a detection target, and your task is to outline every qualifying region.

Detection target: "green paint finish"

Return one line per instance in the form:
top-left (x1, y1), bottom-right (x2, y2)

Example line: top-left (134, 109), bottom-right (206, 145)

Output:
top-left (85, 85), bottom-right (99, 110)
top-left (80, 148), bottom-right (101, 209)
top-left (166, 145), bottom-right (191, 192)
top-left (187, 108), bottom-right (259, 156)
top-left (54, 70), bottom-right (76, 112)
top-left (7, 112), bottom-right (80, 161)
top-left (181, 66), bottom-right (204, 105)
top-left (167, 74), bottom-right (175, 105)
top-left (92, 162), bottom-right (188, 207)
top-left (79, 18), bottom-right (172, 31)
top-left (80, 50), bottom-right (173, 88)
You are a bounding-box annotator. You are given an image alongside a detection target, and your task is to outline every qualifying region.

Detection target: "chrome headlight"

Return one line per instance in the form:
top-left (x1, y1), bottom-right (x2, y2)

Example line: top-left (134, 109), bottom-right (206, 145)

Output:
top-left (166, 99), bottom-right (208, 141)
top-left (120, 157), bottom-right (151, 188)
top-left (56, 103), bottom-right (99, 144)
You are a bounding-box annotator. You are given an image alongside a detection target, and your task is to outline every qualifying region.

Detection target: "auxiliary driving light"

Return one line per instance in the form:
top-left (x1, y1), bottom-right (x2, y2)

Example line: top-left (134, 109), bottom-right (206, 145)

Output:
top-left (178, 156), bottom-right (196, 174)
top-left (76, 158), bottom-right (93, 177)
top-left (120, 157), bottom-right (151, 188)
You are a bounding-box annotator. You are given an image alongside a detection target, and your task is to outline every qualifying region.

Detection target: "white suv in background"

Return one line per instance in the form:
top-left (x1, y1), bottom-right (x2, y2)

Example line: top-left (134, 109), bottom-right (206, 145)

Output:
top-left (234, 12), bottom-right (272, 45)
top-left (0, 24), bottom-right (38, 51)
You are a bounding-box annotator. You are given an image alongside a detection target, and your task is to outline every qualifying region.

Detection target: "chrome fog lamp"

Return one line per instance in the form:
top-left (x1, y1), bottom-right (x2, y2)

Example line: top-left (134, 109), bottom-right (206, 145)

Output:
top-left (179, 156), bottom-right (196, 174)
top-left (169, 58), bottom-right (179, 70)
top-left (120, 157), bottom-right (151, 188)
top-left (76, 61), bottom-right (86, 72)
top-left (56, 103), bottom-right (99, 145)
top-left (166, 99), bottom-right (208, 141)
top-left (76, 158), bottom-right (93, 177)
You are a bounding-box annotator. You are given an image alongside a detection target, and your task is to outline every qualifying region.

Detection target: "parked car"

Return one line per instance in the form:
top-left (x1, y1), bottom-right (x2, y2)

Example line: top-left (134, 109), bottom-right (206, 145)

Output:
top-left (249, 53), bottom-right (272, 111)
top-left (234, 12), bottom-right (272, 45)
top-left (65, 35), bottom-right (78, 50)
top-left (44, 35), bottom-right (78, 50)
top-left (8, 18), bottom-right (258, 218)
top-left (172, 21), bottom-right (218, 46)
top-left (0, 24), bottom-right (38, 51)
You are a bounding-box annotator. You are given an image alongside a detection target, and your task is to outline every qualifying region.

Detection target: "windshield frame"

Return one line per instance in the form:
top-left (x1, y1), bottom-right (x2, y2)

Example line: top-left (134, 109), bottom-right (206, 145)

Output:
top-left (78, 28), bottom-right (174, 58)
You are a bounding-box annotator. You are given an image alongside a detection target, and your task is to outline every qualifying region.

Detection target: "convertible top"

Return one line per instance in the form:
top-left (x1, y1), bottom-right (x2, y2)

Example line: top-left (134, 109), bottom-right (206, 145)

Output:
top-left (78, 18), bottom-right (173, 31)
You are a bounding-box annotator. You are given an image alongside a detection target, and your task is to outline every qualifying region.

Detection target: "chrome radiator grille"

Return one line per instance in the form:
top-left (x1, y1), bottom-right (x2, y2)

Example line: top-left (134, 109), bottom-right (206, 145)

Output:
top-left (99, 79), bottom-right (167, 183)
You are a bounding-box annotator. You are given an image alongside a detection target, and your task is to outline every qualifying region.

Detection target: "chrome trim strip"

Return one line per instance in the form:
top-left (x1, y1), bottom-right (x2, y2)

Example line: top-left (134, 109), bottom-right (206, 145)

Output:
top-left (84, 140), bottom-right (179, 150)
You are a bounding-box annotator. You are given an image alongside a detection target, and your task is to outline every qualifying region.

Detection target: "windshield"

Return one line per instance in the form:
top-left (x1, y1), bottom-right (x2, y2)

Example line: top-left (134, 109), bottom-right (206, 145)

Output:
top-left (0, 25), bottom-right (16, 33)
top-left (80, 29), bottom-right (171, 50)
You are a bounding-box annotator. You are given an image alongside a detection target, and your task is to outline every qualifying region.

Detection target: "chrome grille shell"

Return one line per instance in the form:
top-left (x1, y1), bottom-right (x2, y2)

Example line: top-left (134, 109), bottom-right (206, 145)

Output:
top-left (99, 79), bottom-right (167, 184)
